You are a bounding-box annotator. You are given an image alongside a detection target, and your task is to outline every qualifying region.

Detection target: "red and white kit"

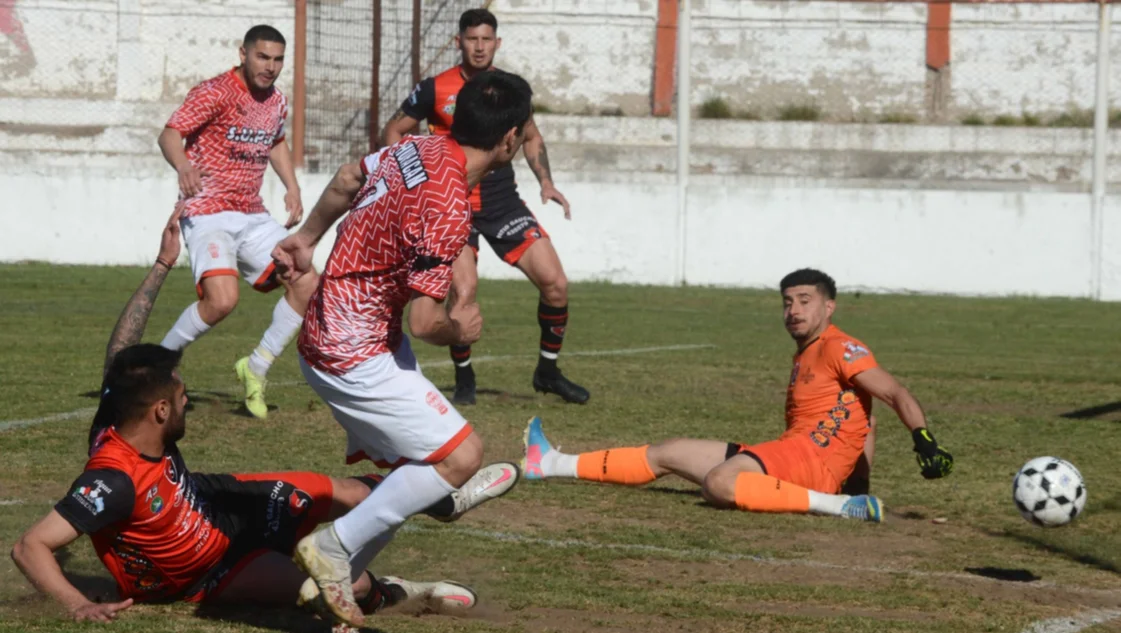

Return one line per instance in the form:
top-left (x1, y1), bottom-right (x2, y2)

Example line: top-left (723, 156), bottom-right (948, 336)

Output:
top-left (166, 67), bottom-right (289, 294)
top-left (298, 135), bottom-right (474, 468)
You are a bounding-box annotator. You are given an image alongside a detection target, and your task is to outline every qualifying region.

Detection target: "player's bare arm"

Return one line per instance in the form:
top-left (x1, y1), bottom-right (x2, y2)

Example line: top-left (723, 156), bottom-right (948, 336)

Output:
top-left (10, 511), bottom-right (134, 622)
top-left (409, 291), bottom-right (482, 347)
top-left (157, 127), bottom-right (207, 197)
top-left (852, 367), bottom-right (954, 479)
top-left (522, 116), bottom-right (570, 219)
top-left (382, 109), bottom-right (421, 147)
top-left (269, 140), bottom-right (303, 228)
top-left (103, 207), bottom-right (183, 375)
top-left (272, 161), bottom-right (364, 281)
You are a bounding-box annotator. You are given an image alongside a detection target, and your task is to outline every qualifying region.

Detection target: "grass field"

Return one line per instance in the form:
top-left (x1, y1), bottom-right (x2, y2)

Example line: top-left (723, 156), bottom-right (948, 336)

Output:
top-left (2, 262), bottom-right (1121, 633)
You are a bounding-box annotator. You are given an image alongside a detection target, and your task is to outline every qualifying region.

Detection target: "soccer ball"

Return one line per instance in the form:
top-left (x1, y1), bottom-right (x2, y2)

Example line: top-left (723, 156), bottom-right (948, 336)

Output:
top-left (1012, 457), bottom-right (1086, 527)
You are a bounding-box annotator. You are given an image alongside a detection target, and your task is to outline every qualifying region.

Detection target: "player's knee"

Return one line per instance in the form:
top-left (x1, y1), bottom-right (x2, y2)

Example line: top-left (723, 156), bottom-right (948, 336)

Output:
top-left (646, 438), bottom-right (688, 475)
top-left (538, 270), bottom-right (568, 306)
top-left (701, 469), bottom-right (737, 509)
top-left (198, 290), bottom-right (238, 323)
top-left (437, 431), bottom-right (483, 487)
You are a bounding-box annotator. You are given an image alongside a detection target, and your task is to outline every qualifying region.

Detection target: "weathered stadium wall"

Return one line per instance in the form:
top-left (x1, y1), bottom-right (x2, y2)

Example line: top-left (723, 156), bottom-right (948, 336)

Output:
top-left (3, 0), bottom-right (1121, 299)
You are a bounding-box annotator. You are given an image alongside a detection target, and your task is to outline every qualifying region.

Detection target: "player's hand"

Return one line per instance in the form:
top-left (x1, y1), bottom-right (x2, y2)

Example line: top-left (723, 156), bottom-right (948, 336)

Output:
top-left (177, 164), bottom-right (208, 198)
top-left (71, 598), bottom-right (133, 622)
top-left (912, 428), bottom-right (954, 479)
top-left (450, 301), bottom-right (483, 345)
top-left (271, 233), bottom-right (315, 283)
top-left (158, 204), bottom-right (184, 265)
top-left (540, 183), bottom-right (571, 220)
top-left (283, 187), bottom-right (304, 228)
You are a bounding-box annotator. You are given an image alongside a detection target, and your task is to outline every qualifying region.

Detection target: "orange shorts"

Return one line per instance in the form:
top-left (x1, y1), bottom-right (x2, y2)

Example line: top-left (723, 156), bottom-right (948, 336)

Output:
top-left (727, 435), bottom-right (855, 494)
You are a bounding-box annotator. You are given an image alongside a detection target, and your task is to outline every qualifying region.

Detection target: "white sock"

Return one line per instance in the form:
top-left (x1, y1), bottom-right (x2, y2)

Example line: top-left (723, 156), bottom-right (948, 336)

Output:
top-left (541, 449), bottom-right (579, 478)
top-left (247, 298), bottom-right (303, 377)
top-left (333, 462), bottom-right (456, 554)
top-left (807, 491), bottom-right (850, 516)
top-left (161, 302), bottom-right (210, 350)
top-left (348, 524), bottom-right (399, 583)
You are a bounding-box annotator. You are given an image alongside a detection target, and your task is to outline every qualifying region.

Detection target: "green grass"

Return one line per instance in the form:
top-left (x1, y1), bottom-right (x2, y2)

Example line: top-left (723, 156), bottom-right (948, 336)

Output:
top-left (2, 263), bottom-right (1121, 632)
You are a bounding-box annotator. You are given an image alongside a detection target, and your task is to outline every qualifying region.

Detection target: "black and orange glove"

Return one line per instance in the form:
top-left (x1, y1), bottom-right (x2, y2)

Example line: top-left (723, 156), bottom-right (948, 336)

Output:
top-left (912, 428), bottom-right (954, 479)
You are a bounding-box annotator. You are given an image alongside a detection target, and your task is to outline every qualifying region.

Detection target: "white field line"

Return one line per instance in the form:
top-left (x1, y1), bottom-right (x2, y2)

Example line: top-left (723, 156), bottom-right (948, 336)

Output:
top-left (0, 499), bottom-right (25, 506)
top-left (0, 344), bottom-right (715, 432)
top-left (401, 523), bottom-right (1121, 601)
top-left (1019, 609), bottom-right (1121, 633)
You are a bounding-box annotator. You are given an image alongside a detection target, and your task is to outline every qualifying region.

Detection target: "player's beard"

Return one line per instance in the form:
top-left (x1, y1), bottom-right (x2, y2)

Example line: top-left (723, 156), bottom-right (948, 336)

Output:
top-left (167, 407), bottom-right (187, 443)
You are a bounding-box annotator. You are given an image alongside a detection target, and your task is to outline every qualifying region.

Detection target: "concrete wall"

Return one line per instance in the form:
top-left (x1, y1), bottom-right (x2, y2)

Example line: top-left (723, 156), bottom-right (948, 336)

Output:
top-left (2, 0), bottom-right (1118, 299)
top-left (493, 0), bottom-right (1110, 120)
top-left (3, 113), bottom-right (1117, 300)
top-left (3, 158), bottom-right (1114, 299)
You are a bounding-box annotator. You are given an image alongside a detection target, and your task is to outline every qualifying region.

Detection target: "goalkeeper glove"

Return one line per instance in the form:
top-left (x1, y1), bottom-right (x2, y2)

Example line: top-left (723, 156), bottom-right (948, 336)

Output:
top-left (912, 428), bottom-right (953, 479)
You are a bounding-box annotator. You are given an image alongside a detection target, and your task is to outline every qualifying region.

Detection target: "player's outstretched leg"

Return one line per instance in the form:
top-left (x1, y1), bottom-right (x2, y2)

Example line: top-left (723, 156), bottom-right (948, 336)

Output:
top-left (516, 240), bottom-right (590, 404)
top-left (701, 456), bottom-right (884, 523)
top-left (521, 417), bottom-right (726, 484)
top-left (235, 271), bottom-right (319, 419)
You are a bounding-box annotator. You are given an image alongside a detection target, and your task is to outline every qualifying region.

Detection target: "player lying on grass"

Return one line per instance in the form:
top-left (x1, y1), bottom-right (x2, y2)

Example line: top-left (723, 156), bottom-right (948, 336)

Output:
top-left (522, 268), bottom-right (954, 522)
top-left (9, 212), bottom-right (515, 623)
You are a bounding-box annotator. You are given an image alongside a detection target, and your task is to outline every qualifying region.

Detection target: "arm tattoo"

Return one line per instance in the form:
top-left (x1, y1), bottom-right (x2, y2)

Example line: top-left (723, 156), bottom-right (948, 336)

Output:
top-left (103, 266), bottom-right (170, 376)
top-left (527, 143), bottom-right (553, 184)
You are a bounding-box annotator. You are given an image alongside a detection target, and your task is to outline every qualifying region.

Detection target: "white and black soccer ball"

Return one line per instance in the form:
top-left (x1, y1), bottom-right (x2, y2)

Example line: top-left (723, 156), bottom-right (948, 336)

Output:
top-left (1012, 457), bottom-right (1086, 527)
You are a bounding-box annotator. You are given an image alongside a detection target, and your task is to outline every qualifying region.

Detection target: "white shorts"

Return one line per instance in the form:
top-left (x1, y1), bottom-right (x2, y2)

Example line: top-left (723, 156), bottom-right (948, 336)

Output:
top-left (181, 211), bottom-right (289, 297)
top-left (299, 336), bottom-right (472, 469)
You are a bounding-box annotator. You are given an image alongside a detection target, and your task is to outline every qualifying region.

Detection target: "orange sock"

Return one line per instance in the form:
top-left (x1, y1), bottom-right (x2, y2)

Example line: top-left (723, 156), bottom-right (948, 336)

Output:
top-left (575, 446), bottom-right (656, 485)
top-left (733, 472), bottom-right (811, 513)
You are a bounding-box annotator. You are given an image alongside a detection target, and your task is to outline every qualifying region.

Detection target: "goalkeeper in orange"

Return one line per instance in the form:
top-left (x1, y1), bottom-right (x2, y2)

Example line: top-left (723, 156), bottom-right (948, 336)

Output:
top-left (521, 268), bottom-right (953, 522)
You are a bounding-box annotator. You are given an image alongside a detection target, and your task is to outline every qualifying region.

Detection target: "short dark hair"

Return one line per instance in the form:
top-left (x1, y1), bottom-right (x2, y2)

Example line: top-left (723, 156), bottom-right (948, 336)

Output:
top-left (90, 344), bottom-right (182, 443)
top-left (459, 8), bottom-right (498, 33)
top-left (244, 24), bottom-right (286, 49)
top-left (451, 70), bottom-right (532, 150)
top-left (780, 268), bottom-right (837, 300)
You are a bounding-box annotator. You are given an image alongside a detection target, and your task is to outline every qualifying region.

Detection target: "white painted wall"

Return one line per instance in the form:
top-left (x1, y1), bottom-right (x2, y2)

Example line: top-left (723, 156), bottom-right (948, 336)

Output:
top-left (2, 162), bottom-right (1112, 299)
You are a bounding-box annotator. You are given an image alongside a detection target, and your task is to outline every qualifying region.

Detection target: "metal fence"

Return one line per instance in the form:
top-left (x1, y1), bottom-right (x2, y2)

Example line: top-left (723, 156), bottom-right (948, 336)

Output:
top-left (303, 0), bottom-right (482, 173)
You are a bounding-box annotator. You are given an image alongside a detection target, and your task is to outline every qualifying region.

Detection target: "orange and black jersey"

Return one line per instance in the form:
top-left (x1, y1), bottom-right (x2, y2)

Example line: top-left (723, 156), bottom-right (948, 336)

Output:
top-left (56, 429), bottom-right (231, 601)
top-left (399, 65), bottom-right (520, 213)
top-left (57, 428), bottom-right (333, 603)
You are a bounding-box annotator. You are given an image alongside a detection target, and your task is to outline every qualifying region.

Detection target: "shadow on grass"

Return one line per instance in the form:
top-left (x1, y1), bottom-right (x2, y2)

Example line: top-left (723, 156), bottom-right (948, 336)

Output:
top-left (964, 567), bottom-right (1041, 582)
top-left (436, 385), bottom-right (536, 403)
top-left (55, 550), bottom-right (119, 604)
top-left (988, 528), bottom-right (1121, 575)
top-left (1059, 401), bottom-right (1121, 420)
top-left (194, 603), bottom-right (389, 633)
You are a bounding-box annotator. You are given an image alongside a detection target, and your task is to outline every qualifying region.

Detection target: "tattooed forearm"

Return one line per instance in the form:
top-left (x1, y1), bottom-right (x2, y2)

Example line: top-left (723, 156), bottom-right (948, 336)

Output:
top-left (526, 142), bottom-right (553, 185)
top-left (103, 265), bottom-right (170, 376)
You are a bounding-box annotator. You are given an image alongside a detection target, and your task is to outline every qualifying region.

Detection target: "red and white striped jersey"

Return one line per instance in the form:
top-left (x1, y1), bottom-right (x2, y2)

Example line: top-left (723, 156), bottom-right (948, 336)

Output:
top-left (166, 68), bottom-right (288, 218)
top-left (299, 135), bottom-right (471, 375)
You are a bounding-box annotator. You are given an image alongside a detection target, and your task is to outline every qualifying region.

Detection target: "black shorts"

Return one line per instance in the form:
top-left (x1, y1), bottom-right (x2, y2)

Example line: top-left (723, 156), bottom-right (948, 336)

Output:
top-left (468, 197), bottom-right (549, 266)
top-left (182, 472), bottom-right (333, 602)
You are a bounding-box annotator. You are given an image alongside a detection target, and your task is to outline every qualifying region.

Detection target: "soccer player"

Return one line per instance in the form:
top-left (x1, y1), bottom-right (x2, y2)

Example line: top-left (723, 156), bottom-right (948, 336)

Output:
top-left (522, 269), bottom-right (955, 522)
top-left (270, 70), bottom-right (534, 628)
top-left (382, 8), bottom-right (589, 405)
top-left (157, 24), bottom-right (317, 420)
top-left (8, 211), bottom-right (514, 624)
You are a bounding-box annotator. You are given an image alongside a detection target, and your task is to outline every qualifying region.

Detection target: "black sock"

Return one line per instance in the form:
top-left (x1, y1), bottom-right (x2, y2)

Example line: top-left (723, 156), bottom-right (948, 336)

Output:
top-left (537, 301), bottom-right (567, 374)
top-left (451, 345), bottom-right (473, 383)
top-left (424, 494), bottom-right (457, 520)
